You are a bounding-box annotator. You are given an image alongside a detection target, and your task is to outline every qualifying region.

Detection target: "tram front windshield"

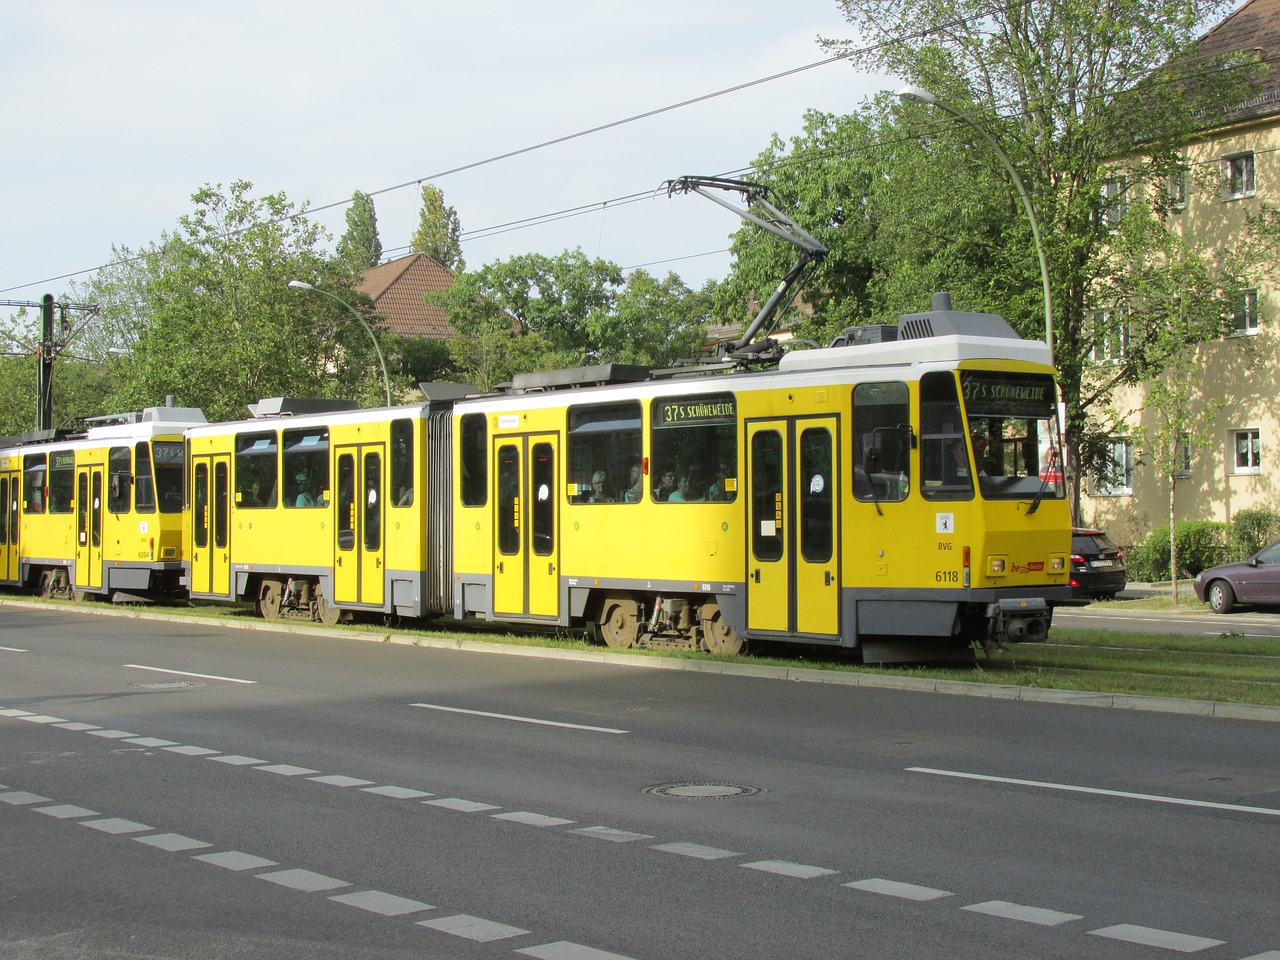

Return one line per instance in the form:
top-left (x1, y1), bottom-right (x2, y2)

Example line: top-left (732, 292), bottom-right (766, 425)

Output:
top-left (960, 371), bottom-right (1064, 501)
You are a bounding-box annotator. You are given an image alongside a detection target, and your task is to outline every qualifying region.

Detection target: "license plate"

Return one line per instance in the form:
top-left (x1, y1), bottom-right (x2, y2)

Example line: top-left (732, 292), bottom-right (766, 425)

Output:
top-left (1090, 559), bottom-right (1113, 568)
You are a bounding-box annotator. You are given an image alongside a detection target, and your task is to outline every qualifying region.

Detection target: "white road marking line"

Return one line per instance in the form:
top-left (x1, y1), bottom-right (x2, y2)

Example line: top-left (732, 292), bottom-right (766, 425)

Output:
top-left (424, 797), bottom-right (502, 813)
top-left (125, 737), bottom-right (177, 747)
top-left (909, 766), bottom-right (1280, 817)
top-left (0, 646), bottom-right (28, 652)
top-left (1, 791), bottom-right (53, 805)
top-left (164, 745), bottom-right (220, 756)
top-left (253, 764), bottom-right (319, 776)
top-left (361, 785), bottom-right (434, 799)
top-left (135, 833), bottom-right (212, 852)
top-left (86, 730), bottom-right (138, 739)
top-left (80, 817), bottom-right (152, 835)
top-left (209, 755), bottom-right (267, 766)
top-left (255, 868), bottom-right (350, 892)
top-left (492, 811), bottom-right (576, 828)
top-left (650, 842), bottom-right (741, 860)
top-left (193, 851), bottom-right (278, 871)
top-left (329, 890), bottom-right (434, 916)
top-left (844, 878), bottom-right (953, 901)
top-left (123, 664), bottom-right (256, 684)
top-left (310, 775), bottom-right (376, 787)
top-left (411, 702), bottom-right (628, 734)
top-left (1088, 924), bottom-right (1225, 951)
top-left (1238, 952), bottom-right (1280, 959)
top-left (570, 826), bottom-right (655, 843)
top-left (56, 722), bottom-right (101, 731)
top-left (962, 901), bottom-right (1082, 926)
top-left (33, 804), bottom-right (99, 819)
top-left (19, 715), bottom-right (66, 724)
top-left (517, 941), bottom-right (639, 960)
top-left (741, 860), bottom-right (838, 879)
top-left (0, 709), bottom-right (34, 717)
top-left (419, 914), bottom-right (531, 942)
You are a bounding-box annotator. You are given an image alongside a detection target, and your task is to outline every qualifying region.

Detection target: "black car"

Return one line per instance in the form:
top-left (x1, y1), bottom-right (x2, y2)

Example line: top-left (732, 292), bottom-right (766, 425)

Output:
top-left (1193, 538), bottom-right (1280, 613)
top-left (1070, 528), bottom-right (1128, 601)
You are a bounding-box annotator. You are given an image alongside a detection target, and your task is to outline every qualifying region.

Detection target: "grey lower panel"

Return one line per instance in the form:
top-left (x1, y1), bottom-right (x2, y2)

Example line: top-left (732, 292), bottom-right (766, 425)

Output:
top-left (856, 599), bottom-right (959, 637)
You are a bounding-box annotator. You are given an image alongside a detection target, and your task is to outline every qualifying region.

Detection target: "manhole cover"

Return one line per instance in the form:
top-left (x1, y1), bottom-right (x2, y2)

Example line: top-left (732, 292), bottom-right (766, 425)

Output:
top-left (128, 680), bottom-right (204, 690)
top-left (643, 781), bottom-right (764, 800)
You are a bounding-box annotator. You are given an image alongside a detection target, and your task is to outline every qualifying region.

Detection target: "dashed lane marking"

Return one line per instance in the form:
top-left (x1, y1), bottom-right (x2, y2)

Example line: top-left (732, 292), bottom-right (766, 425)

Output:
top-left (19, 714), bottom-right (68, 724)
top-left (962, 901), bottom-right (1083, 926)
top-left (210, 754), bottom-right (267, 765)
top-left (86, 729), bottom-right (139, 739)
top-left (845, 878), bottom-right (953, 901)
top-left (193, 850), bottom-right (278, 871)
top-left (134, 833), bottom-right (212, 852)
top-left (164, 745), bottom-right (220, 756)
top-left (329, 890), bottom-right (434, 916)
top-left (360, 785), bottom-right (433, 799)
top-left (492, 811), bottom-right (577, 828)
top-left (0, 645), bottom-right (28, 652)
top-left (741, 860), bottom-right (838, 879)
top-left (310, 774), bottom-right (376, 787)
top-left (418, 914), bottom-right (531, 942)
top-left (1088, 924), bottom-right (1226, 952)
top-left (80, 817), bottom-right (152, 835)
top-left (254, 764), bottom-right (320, 776)
top-left (34, 804), bottom-right (99, 819)
top-left (650, 842), bottom-right (740, 860)
top-left (516, 941), bottom-right (639, 959)
top-left (55, 722), bottom-right (100, 731)
top-left (425, 797), bottom-right (502, 812)
top-left (909, 767), bottom-right (1280, 817)
top-left (570, 826), bottom-right (654, 843)
top-left (1, 791), bottom-right (53, 805)
top-left (124, 664), bottom-right (256, 684)
top-left (256, 868), bottom-right (350, 893)
top-left (411, 702), bottom-right (628, 735)
top-left (125, 737), bottom-right (178, 747)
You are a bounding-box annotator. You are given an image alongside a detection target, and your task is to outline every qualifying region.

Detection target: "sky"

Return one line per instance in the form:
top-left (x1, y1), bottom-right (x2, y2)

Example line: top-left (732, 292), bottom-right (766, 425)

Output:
top-left (0, 1), bottom-right (893, 317)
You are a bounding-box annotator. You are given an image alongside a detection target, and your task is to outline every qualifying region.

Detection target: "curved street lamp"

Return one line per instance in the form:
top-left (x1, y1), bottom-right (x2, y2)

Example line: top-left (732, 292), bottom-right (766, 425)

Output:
top-left (898, 85), bottom-right (1054, 363)
top-left (287, 280), bottom-right (392, 407)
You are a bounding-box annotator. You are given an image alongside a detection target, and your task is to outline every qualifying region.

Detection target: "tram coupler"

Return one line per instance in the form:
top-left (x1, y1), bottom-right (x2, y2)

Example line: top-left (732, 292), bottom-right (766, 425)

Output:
top-left (986, 597), bottom-right (1051, 645)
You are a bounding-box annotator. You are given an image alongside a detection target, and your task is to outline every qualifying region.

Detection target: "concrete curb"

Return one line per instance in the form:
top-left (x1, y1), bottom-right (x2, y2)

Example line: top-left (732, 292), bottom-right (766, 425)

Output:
top-left (6, 597), bottom-right (1280, 724)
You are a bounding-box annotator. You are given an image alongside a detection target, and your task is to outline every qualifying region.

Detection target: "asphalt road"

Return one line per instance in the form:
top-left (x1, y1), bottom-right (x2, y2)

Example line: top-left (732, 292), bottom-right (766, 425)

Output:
top-left (2, 602), bottom-right (1279, 959)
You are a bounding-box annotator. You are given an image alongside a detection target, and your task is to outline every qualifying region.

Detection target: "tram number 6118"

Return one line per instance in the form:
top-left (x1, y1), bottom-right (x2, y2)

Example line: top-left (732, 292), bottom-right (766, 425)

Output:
top-left (935, 570), bottom-right (960, 584)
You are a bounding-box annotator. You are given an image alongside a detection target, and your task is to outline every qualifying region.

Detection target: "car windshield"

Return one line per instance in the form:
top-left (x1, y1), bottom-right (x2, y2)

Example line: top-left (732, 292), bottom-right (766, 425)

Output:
top-left (960, 371), bottom-right (1064, 502)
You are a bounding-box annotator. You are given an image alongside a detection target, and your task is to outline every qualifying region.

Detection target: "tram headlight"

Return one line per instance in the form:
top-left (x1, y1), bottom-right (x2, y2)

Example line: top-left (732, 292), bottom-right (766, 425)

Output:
top-left (988, 556), bottom-right (1007, 576)
top-left (1050, 555), bottom-right (1067, 572)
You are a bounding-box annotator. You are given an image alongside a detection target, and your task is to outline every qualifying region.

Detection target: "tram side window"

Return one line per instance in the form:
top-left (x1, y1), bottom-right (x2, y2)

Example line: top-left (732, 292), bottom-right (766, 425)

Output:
top-left (235, 432), bottom-right (279, 508)
top-left (153, 441), bottom-right (185, 513)
top-left (567, 401), bottom-right (642, 505)
top-left (0, 477), bottom-right (8, 544)
top-left (108, 446), bottom-right (132, 513)
top-left (391, 419), bottom-right (413, 507)
top-left (651, 393), bottom-right (737, 503)
top-left (459, 413), bottom-right (487, 507)
top-left (47, 451), bottom-right (75, 514)
top-left (852, 382), bottom-right (910, 502)
top-left (134, 442), bottom-right (156, 513)
top-left (23, 454), bottom-right (45, 513)
top-left (920, 371), bottom-right (973, 502)
top-left (283, 427), bottom-right (329, 509)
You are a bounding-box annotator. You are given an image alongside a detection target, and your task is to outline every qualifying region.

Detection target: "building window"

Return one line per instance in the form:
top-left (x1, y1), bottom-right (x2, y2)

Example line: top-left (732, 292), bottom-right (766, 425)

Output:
top-left (1231, 428), bottom-right (1261, 475)
top-left (1100, 177), bottom-right (1127, 228)
top-left (1167, 168), bottom-right (1187, 210)
top-left (1231, 288), bottom-right (1259, 336)
top-left (1224, 153), bottom-right (1255, 199)
top-left (1088, 308), bottom-right (1129, 364)
top-left (1093, 439), bottom-right (1133, 496)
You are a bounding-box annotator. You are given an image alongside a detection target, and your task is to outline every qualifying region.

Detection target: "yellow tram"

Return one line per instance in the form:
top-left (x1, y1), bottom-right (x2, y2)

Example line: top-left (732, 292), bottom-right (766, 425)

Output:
top-left (448, 294), bottom-right (1071, 662)
top-left (0, 404), bottom-right (206, 600)
top-left (181, 391), bottom-right (464, 621)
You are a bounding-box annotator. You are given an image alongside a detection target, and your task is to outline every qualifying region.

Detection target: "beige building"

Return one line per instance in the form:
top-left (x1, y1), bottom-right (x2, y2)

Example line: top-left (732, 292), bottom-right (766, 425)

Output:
top-left (1077, 0), bottom-right (1280, 546)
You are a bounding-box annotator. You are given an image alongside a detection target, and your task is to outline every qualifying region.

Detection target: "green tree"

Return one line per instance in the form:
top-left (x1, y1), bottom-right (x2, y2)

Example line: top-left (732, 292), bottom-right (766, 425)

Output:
top-left (727, 0), bottom-right (1270, 519)
top-left (87, 181), bottom-right (388, 421)
top-left (412, 183), bottom-right (465, 271)
top-left (336, 190), bottom-right (382, 272)
top-left (607, 270), bottom-right (716, 366)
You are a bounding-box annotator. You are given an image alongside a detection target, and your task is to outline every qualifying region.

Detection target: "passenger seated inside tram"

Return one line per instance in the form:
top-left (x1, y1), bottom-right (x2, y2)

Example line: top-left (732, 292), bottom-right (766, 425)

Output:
top-left (588, 470), bottom-right (613, 503)
top-left (623, 464), bottom-right (643, 503)
top-left (666, 471), bottom-right (699, 502)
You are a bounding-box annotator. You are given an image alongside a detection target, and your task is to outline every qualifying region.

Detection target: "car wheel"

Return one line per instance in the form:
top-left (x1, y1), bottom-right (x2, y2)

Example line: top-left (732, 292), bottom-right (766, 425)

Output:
top-left (1208, 580), bottom-right (1236, 615)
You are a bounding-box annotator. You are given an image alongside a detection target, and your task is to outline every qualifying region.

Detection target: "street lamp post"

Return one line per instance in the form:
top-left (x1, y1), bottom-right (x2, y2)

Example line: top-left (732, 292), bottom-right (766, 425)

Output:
top-left (898, 85), bottom-right (1054, 362)
top-left (287, 280), bottom-right (392, 407)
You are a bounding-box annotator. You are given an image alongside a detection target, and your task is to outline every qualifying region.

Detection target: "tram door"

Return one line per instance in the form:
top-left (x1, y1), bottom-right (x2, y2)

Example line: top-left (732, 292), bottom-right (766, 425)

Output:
top-left (190, 454), bottom-right (231, 597)
top-left (0, 467), bottom-right (18, 582)
top-left (334, 445), bottom-right (385, 609)
top-left (74, 464), bottom-right (104, 592)
top-left (492, 435), bottom-right (559, 620)
top-left (746, 417), bottom-right (840, 638)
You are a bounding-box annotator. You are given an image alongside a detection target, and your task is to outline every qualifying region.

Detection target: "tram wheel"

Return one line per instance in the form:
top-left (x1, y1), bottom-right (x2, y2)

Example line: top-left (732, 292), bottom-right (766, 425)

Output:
top-left (597, 594), bottom-right (640, 649)
top-left (701, 602), bottom-right (744, 656)
top-left (315, 584), bottom-right (345, 624)
top-left (257, 579), bottom-right (283, 620)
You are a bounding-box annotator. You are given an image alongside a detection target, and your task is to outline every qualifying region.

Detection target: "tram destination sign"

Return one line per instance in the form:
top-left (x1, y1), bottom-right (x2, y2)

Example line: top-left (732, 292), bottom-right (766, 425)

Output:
top-left (655, 394), bottom-right (737, 427)
top-left (960, 373), bottom-right (1055, 416)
